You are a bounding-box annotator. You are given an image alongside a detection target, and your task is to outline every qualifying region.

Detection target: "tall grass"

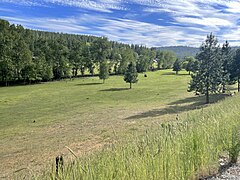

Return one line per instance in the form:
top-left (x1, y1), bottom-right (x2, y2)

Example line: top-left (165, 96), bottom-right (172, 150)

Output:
top-left (44, 95), bottom-right (240, 180)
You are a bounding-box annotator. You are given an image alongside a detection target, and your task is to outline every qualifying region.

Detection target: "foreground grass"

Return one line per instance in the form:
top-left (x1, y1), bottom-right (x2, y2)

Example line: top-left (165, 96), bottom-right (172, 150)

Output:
top-left (44, 94), bottom-right (240, 180)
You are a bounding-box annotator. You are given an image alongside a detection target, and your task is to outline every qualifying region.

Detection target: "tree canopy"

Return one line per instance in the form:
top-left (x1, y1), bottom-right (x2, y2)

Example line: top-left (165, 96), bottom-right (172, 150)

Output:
top-left (124, 62), bottom-right (138, 89)
top-left (189, 33), bottom-right (235, 103)
top-left (99, 60), bottom-right (109, 83)
top-left (0, 19), bottom-right (157, 86)
top-left (173, 59), bottom-right (182, 74)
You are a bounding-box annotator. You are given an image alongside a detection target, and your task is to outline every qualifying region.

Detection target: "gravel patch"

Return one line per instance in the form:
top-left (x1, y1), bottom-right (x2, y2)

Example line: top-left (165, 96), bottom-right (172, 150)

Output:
top-left (207, 163), bottom-right (240, 180)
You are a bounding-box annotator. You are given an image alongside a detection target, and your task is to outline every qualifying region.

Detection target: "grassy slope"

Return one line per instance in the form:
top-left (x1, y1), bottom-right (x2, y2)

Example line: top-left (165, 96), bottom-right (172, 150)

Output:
top-left (0, 69), bottom-right (234, 179)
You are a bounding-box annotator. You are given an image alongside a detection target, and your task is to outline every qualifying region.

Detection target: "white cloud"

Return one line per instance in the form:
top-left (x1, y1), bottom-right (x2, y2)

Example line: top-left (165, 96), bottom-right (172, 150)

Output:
top-left (0, 7), bottom-right (18, 13)
top-left (1, 14), bottom-right (208, 47)
top-left (175, 17), bottom-right (233, 28)
top-left (1, 0), bottom-right (240, 46)
top-left (0, 0), bottom-right (125, 12)
top-left (0, 16), bottom-right (89, 33)
top-left (0, 0), bottom-right (43, 6)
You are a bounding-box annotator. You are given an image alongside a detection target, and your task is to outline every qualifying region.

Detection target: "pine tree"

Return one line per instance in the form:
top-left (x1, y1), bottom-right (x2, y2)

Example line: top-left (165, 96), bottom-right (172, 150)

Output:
top-left (230, 49), bottom-right (240, 92)
top-left (173, 59), bottom-right (181, 74)
top-left (99, 60), bottom-right (109, 84)
top-left (124, 62), bottom-right (138, 89)
top-left (189, 33), bottom-right (223, 104)
top-left (221, 41), bottom-right (233, 93)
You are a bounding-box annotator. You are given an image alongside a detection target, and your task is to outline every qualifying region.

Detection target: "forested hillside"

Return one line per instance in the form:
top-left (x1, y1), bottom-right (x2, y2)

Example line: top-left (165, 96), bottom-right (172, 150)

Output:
top-left (155, 46), bottom-right (199, 59)
top-left (0, 19), bottom-right (168, 86)
top-left (155, 46), bottom-right (240, 59)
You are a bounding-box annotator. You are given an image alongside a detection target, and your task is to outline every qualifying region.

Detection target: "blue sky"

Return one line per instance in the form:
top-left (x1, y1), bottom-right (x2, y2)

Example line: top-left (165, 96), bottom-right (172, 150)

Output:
top-left (0, 0), bottom-right (240, 47)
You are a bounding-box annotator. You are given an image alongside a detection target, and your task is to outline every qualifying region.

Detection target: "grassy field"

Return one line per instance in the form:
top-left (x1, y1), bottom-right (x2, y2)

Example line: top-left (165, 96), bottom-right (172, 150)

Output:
top-left (0, 69), bottom-right (235, 179)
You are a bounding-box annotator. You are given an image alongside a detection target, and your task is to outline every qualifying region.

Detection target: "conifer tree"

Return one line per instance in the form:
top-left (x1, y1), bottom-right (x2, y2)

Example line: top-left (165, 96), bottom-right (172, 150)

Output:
top-left (221, 41), bottom-right (233, 93)
top-left (124, 62), bottom-right (138, 89)
top-left (189, 33), bottom-right (223, 103)
top-left (230, 49), bottom-right (240, 92)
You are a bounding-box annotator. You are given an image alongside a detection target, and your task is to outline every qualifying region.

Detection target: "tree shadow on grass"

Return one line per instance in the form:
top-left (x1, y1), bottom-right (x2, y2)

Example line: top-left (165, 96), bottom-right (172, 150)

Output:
top-left (100, 88), bottom-right (129, 92)
top-left (161, 72), bottom-right (189, 76)
top-left (161, 72), bottom-right (176, 76)
top-left (125, 94), bottom-right (228, 120)
top-left (75, 82), bottom-right (102, 86)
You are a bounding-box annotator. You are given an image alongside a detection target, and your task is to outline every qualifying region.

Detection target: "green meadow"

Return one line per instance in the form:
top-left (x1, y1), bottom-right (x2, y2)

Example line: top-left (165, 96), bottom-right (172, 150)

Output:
top-left (0, 70), bottom-right (238, 179)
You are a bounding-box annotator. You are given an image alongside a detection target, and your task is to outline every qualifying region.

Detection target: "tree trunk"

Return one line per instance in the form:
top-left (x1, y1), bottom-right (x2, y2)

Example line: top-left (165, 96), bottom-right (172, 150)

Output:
top-left (189, 71), bottom-right (190, 75)
top-left (130, 82), bottom-right (132, 89)
top-left (75, 68), bottom-right (78, 77)
top-left (238, 77), bottom-right (240, 92)
top-left (206, 86), bottom-right (209, 104)
top-left (222, 84), bottom-right (226, 93)
top-left (176, 71), bottom-right (178, 75)
top-left (103, 79), bottom-right (105, 84)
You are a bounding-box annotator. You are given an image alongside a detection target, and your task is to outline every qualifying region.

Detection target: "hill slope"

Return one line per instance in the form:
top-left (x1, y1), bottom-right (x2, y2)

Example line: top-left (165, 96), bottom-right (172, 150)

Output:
top-left (155, 46), bottom-right (199, 59)
top-left (155, 46), bottom-right (240, 59)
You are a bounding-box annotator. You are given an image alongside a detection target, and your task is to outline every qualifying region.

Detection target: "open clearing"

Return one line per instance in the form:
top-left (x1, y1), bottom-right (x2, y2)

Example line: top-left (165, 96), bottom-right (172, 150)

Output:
top-left (0, 70), bottom-right (228, 178)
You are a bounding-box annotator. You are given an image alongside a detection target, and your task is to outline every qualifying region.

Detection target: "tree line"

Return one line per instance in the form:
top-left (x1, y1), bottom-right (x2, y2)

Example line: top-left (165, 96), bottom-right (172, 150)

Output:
top-left (0, 19), bottom-right (178, 86)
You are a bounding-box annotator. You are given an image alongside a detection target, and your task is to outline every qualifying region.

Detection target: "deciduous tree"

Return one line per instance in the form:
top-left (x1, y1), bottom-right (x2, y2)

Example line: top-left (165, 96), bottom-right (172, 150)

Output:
top-left (99, 60), bottom-right (109, 83)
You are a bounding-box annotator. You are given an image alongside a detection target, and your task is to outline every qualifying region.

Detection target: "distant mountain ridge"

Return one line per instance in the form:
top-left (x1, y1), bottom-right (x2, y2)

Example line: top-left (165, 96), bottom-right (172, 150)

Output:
top-left (154, 46), bottom-right (199, 59)
top-left (155, 46), bottom-right (240, 59)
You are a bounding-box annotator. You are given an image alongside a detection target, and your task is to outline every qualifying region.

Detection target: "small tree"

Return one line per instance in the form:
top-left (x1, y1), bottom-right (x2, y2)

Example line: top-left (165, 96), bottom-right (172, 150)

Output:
top-left (124, 62), bottom-right (138, 89)
top-left (99, 60), bottom-right (109, 83)
top-left (173, 59), bottom-right (182, 74)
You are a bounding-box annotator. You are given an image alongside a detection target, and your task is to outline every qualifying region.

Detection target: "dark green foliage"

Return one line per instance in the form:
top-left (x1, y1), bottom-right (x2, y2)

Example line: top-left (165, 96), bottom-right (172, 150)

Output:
top-left (0, 19), bottom-right (156, 86)
top-left (99, 60), bottom-right (109, 83)
top-left (91, 37), bottom-right (110, 63)
top-left (124, 62), bottom-right (138, 89)
top-left (221, 41), bottom-right (233, 93)
top-left (173, 59), bottom-right (182, 74)
top-left (189, 33), bottom-right (223, 103)
top-left (230, 49), bottom-right (240, 92)
top-left (0, 20), bottom-right (14, 86)
top-left (184, 56), bottom-right (196, 74)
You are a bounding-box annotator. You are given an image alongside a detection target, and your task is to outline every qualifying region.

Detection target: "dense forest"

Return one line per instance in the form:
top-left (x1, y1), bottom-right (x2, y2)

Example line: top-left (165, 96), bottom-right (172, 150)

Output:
top-left (0, 19), bottom-right (178, 86)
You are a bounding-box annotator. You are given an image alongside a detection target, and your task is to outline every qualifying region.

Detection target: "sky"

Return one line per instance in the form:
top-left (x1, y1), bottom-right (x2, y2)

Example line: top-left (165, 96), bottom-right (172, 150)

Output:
top-left (0, 0), bottom-right (240, 47)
